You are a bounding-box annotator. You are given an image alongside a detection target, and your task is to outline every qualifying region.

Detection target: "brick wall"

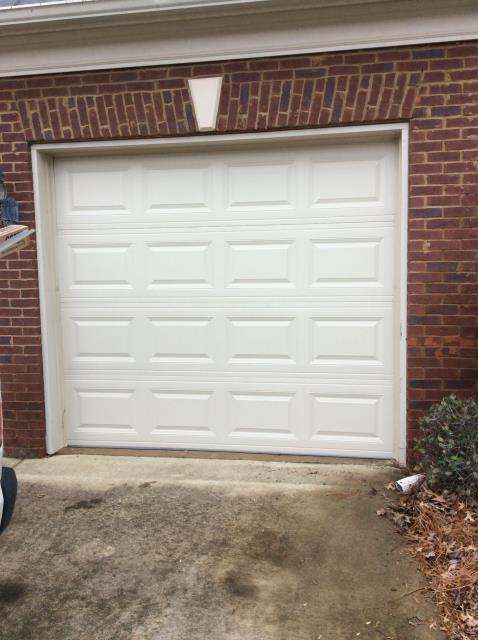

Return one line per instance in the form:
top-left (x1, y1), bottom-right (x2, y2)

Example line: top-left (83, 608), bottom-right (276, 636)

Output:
top-left (0, 42), bottom-right (477, 457)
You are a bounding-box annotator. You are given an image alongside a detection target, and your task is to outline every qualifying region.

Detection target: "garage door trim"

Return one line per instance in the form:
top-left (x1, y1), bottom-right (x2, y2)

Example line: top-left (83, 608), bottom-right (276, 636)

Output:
top-left (32, 123), bottom-right (409, 462)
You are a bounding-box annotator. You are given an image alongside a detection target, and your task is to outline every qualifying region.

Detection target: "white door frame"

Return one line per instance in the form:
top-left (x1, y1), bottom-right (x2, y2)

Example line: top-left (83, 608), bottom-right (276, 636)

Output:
top-left (32, 122), bottom-right (409, 462)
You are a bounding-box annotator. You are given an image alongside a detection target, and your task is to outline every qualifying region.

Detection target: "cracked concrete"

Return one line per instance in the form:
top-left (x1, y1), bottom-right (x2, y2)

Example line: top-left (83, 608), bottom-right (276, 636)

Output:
top-left (0, 455), bottom-right (444, 640)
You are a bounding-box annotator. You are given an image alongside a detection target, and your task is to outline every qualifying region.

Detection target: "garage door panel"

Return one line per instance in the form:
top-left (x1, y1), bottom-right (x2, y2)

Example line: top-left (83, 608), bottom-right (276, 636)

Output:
top-left (61, 241), bottom-right (137, 292)
top-left (306, 141), bottom-right (396, 216)
top-left (56, 138), bottom-right (399, 457)
top-left (226, 316), bottom-right (297, 365)
top-left (310, 386), bottom-right (393, 452)
top-left (55, 160), bottom-right (139, 224)
top-left (62, 306), bottom-right (393, 375)
top-left (66, 171), bottom-right (130, 215)
top-left (310, 319), bottom-right (380, 365)
top-left (311, 158), bottom-right (381, 207)
top-left (146, 241), bottom-right (214, 290)
top-left (225, 159), bottom-right (296, 212)
top-left (227, 390), bottom-right (299, 442)
top-left (145, 164), bottom-right (214, 216)
top-left (58, 226), bottom-right (393, 298)
top-left (310, 237), bottom-right (384, 289)
top-left (55, 140), bottom-right (396, 229)
top-left (67, 385), bottom-right (139, 438)
top-left (65, 315), bottom-right (137, 365)
top-left (65, 379), bottom-right (393, 454)
top-left (308, 308), bottom-right (393, 370)
top-left (148, 316), bottom-right (216, 365)
top-left (225, 239), bottom-right (297, 289)
top-left (150, 389), bottom-right (217, 439)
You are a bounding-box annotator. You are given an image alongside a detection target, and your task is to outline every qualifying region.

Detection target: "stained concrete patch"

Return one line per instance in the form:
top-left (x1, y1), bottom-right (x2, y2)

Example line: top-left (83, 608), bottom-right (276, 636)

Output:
top-left (64, 498), bottom-right (103, 512)
top-left (0, 456), bottom-right (444, 640)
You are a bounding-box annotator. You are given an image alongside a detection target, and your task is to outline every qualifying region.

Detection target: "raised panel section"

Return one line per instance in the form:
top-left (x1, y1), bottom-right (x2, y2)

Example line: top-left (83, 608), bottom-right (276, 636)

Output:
top-left (311, 394), bottom-right (380, 440)
top-left (68, 170), bottom-right (130, 216)
top-left (311, 239), bottom-right (382, 287)
top-left (66, 243), bottom-right (134, 291)
top-left (227, 317), bottom-right (296, 364)
top-left (226, 162), bottom-right (293, 211)
top-left (311, 159), bottom-right (381, 206)
top-left (151, 390), bottom-right (215, 437)
top-left (146, 242), bottom-right (213, 289)
top-left (70, 317), bottom-right (135, 363)
top-left (145, 166), bottom-right (211, 214)
top-left (149, 317), bottom-right (214, 363)
top-left (310, 318), bottom-right (380, 365)
top-left (228, 392), bottom-right (296, 440)
top-left (226, 240), bottom-right (295, 288)
top-left (73, 388), bottom-right (136, 434)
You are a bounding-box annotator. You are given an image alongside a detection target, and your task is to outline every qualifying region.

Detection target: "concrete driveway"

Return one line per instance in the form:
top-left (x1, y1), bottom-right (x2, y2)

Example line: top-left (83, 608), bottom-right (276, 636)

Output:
top-left (0, 455), bottom-right (444, 640)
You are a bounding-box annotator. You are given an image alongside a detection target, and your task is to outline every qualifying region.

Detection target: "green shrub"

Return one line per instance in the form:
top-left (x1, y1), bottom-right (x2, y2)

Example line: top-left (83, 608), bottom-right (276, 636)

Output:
top-left (415, 395), bottom-right (478, 496)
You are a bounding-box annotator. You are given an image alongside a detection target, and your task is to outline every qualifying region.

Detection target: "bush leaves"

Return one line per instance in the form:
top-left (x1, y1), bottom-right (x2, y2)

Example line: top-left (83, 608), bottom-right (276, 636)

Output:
top-left (415, 395), bottom-right (478, 496)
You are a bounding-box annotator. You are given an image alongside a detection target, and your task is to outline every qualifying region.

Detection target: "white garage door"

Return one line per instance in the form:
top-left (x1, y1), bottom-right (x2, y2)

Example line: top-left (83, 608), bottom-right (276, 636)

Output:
top-left (54, 136), bottom-right (399, 457)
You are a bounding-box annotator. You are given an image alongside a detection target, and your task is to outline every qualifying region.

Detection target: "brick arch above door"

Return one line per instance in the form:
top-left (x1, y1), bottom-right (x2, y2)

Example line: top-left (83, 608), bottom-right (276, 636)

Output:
top-left (15, 55), bottom-right (426, 142)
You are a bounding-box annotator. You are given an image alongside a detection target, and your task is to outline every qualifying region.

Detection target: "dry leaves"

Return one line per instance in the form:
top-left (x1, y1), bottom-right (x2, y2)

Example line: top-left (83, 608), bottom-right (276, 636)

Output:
top-left (388, 486), bottom-right (478, 640)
